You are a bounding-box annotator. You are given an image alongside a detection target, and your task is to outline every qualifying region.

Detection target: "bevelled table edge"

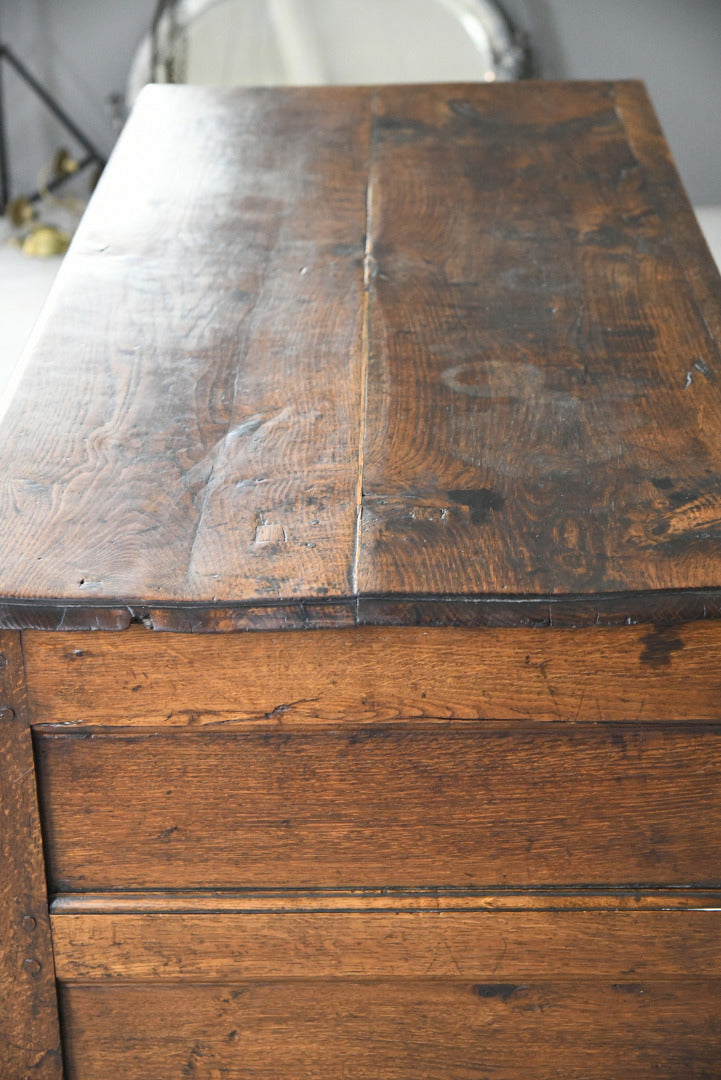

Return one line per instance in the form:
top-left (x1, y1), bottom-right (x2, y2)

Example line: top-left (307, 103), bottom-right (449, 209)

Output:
top-left (2, 587), bottom-right (721, 632)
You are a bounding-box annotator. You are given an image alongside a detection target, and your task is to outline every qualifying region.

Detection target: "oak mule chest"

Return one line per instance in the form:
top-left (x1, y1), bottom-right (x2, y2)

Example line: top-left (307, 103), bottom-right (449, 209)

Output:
top-left (2, 81), bottom-right (721, 1078)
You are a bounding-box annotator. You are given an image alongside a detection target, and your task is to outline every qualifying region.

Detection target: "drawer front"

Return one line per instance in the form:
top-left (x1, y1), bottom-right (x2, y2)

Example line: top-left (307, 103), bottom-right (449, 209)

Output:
top-left (35, 723), bottom-right (721, 891)
top-left (59, 979), bottom-right (721, 1080)
top-left (22, 623), bottom-right (721, 726)
top-left (53, 899), bottom-right (721, 1080)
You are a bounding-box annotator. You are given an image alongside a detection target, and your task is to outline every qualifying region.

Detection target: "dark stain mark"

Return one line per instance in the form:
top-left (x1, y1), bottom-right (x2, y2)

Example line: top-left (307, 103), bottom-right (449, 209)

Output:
top-left (131, 684), bottom-right (143, 693)
top-left (545, 109), bottom-right (618, 141)
top-left (612, 983), bottom-right (646, 994)
top-left (448, 99), bottom-right (484, 123)
top-left (650, 476), bottom-right (718, 512)
top-left (666, 487), bottom-right (702, 510)
top-left (448, 101), bottom-right (617, 145)
top-left (581, 225), bottom-right (626, 249)
top-left (182, 1042), bottom-right (204, 1077)
top-left (375, 114), bottom-right (436, 143)
top-left (156, 826), bottom-right (179, 841)
top-left (639, 628), bottom-right (684, 668)
top-left (610, 729), bottom-right (627, 753)
top-left (636, 236), bottom-right (658, 256)
top-left (448, 488), bottom-right (505, 525)
top-left (473, 983), bottom-right (524, 1000)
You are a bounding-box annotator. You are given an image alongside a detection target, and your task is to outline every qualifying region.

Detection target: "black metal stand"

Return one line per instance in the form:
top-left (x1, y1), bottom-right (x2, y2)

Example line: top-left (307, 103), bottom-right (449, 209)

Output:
top-left (0, 40), bottom-right (106, 215)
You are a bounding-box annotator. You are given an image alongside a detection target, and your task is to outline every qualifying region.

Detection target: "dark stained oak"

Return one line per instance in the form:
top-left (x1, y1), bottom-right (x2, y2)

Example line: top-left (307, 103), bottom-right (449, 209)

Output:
top-left (50, 910), bottom-right (721, 982)
top-left (22, 622), bottom-right (721, 726)
top-left (359, 82), bottom-right (721, 599)
top-left (0, 633), bottom-right (62, 1079)
top-left (59, 981), bottom-right (721, 1080)
top-left (0, 82), bottom-right (720, 629)
top-left (50, 888), bottom-right (721, 915)
top-left (3, 81), bottom-right (721, 1077)
top-left (34, 722), bottom-right (721, 891)
top-left (50, 900), bottom-right (721, 981)
top-left (0, 85), bottom-right (370, 610)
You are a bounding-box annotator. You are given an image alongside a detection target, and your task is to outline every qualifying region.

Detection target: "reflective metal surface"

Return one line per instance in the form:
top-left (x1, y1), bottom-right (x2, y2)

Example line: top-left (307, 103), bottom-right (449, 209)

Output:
top-left (128, 0), bottom-right (526, 105)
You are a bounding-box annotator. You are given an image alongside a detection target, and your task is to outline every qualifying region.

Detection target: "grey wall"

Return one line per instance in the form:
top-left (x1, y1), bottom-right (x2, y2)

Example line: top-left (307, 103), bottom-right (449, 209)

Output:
top-left (1, 0), bottom-right (720, 204)
top-left (0, 0), bottom-right (156, 201)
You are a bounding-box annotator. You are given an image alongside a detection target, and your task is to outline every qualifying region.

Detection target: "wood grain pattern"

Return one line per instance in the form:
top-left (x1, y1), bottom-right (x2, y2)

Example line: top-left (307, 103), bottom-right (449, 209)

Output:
top-left (34, 722), bottom-right (721, 891)
top-left (50, 908), bottom-right (721, 981)
top-left (22, 621), bottom-right (721, 727)
top-left (0, 85), bottom-right (369, 607)
top-left (360, 81), bottom-right (721, 599)
top-left (51, 888), bottom-right (721, 915)
top-left (59, 980), bottom-right (721, 1079)
top-left (0, 82), bottom-right (720, 630)
top-left (0, 633), bottom-right (62, 1079)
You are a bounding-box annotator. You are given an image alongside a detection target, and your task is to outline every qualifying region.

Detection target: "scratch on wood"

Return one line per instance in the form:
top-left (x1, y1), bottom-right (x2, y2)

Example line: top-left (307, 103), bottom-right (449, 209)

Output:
top-left (537, 659), bottom-right (562, 721)
top-left (262, 698), bottom-right (320, 721)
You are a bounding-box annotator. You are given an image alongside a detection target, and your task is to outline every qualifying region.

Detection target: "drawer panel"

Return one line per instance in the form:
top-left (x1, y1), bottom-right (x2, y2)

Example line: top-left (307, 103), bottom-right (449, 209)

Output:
top-left (54, 894), bottom-right (721, 1079)
top-left (59, 980), bottom-right (721, 1080)
top-left (22, 623), bottom-right (721, 726)
top-left (51, 907), bottom-right (721, 982)
top-left (35, 723), bottom-right (721, 890)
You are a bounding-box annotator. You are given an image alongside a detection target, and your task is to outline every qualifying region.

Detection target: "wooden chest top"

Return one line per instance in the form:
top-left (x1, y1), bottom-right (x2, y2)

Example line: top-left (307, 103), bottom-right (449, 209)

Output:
top-left (1, 80), bottom-right (720, 632)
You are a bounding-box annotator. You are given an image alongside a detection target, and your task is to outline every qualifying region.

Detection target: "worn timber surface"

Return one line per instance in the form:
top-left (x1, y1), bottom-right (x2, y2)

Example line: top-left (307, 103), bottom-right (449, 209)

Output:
top-left (0, 633), bottom-right (62, 1078)
top-left (34, 722), bottom-right (721, 890)
top-left (58, 981), bottom-right (721, 1080)
top-left (1, 81), bottom-right (721, 630)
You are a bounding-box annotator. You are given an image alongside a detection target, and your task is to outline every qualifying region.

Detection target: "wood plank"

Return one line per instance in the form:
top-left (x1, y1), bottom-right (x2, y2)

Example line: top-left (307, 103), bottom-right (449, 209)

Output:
top-left (359, 81), bottom-right (721, 598)
top-left (0, 83), bottom-right (720, 631)
top-left (51, 888), bottom-right (721, 915)
top-left (34, 723), bottom-right (721, 891)
top-left (50, 909), bottom-right (721, 982)
top-left (58, 980), bottom-right (721, 1080)
top-left (0, 633), bottom-right (62, 1078)
top-left (22, 621), bottom-right (721, 727)
top-left (0, 85), bottom-right (370, 608)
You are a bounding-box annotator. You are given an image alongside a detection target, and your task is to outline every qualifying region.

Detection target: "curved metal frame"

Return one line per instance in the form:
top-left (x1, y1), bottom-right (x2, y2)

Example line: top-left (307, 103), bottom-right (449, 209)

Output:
top-left (139, 0), bottom-right (528, 99)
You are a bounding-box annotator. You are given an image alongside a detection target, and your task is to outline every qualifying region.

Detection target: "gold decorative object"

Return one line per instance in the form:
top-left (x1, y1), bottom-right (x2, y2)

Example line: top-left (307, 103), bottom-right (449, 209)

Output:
top-left (21, 224), bottom-right (70, 258)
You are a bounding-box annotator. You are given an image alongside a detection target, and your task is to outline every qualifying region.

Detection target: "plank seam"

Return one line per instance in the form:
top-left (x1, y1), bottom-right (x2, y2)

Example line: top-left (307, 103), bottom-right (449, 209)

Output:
top-left (352, 87), bottom-right (378, 599)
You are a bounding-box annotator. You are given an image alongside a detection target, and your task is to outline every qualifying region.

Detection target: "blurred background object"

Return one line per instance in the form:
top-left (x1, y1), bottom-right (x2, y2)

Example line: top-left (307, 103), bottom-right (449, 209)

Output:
top-left (1, 0), bottom-right (718, 204)
top-left (126, 0), bottom-right (527, 102)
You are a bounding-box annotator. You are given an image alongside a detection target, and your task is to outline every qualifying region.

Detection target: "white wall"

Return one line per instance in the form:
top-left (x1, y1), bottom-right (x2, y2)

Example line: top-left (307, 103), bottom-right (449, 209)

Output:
top-left (1, 0), bottom-right (720, 204)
